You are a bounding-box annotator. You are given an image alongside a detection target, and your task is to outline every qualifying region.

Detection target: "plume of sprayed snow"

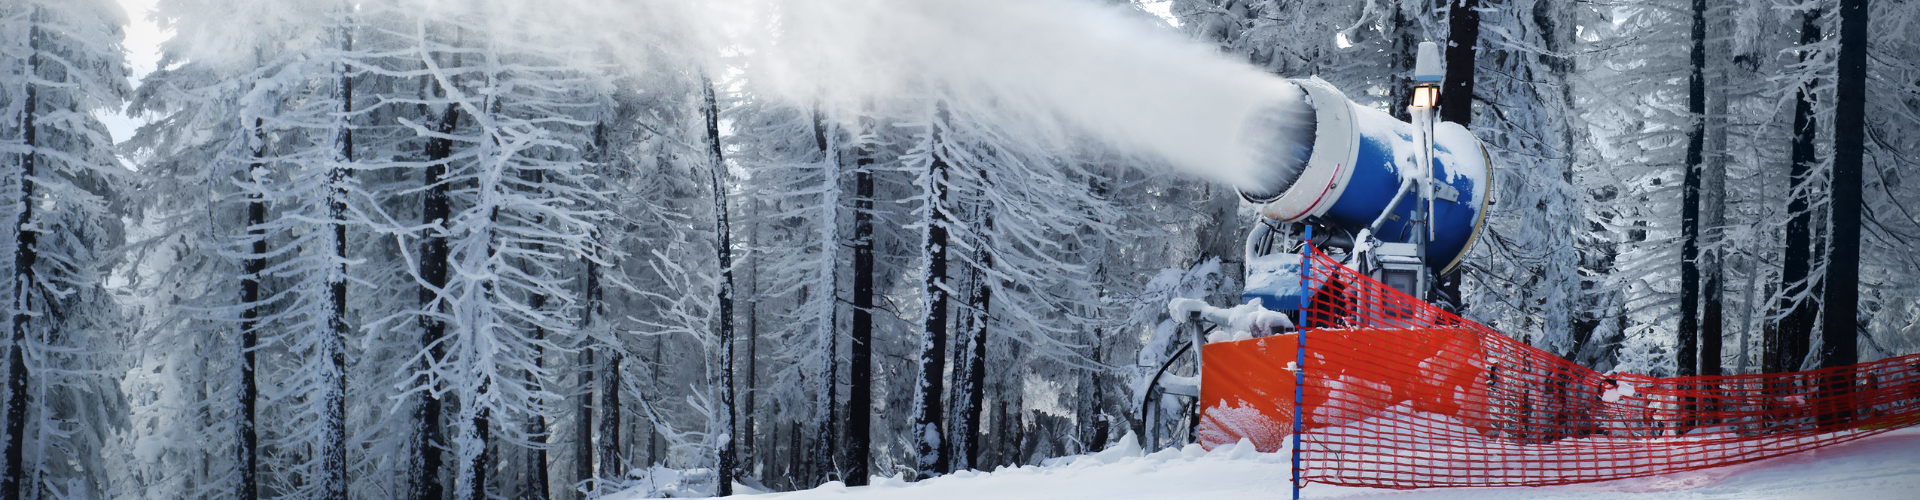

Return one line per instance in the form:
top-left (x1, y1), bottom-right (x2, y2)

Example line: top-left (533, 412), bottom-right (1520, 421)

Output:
top-left (520, 0), bottom-right (1317, 193)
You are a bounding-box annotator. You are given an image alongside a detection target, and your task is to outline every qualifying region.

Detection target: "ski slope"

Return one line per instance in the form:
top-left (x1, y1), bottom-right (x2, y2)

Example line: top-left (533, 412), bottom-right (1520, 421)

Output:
top-left (695, 426), bottom-right (1920, 500)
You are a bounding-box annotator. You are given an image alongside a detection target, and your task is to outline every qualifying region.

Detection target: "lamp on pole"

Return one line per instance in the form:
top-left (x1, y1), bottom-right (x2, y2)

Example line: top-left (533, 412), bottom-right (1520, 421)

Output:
top-left (1408, 41), bottom-right (1443, 301)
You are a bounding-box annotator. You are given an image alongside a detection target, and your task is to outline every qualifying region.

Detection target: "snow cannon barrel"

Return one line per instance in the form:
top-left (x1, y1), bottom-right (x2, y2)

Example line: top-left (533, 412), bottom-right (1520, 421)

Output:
top-left (1235, 79), bottom-right (1491, 274)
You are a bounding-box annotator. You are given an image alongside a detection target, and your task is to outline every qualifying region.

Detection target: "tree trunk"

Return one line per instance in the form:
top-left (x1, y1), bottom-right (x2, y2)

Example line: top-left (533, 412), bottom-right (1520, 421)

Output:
top-left (1087, 328), bottom-right (1108, 451)
top-left (0, 17), bottom-right (34, 499)
top-left (1770, 10), bottom-right (1822, 374)
top-left (847, 116), bottom-right (875, 487)
top-left (525, 171), bottom-right (552, 500)
top-left (597, 351), bottom-right (622, 482)
top-left (788, 422), bottom-right (802, 490)
top-left (948, 163), bottom-right (993, 472)
top-left (806, 106), bottom-right (841, 487)
top-left (412, 101), bottom-right (460, 500)
top-left (1822, 0), bottom-right (1866, 370)
top-left (1736, 258), bottom-right (1760, 373)
top-left (575, 124), bottom-right (606, 497)
top-left (574, 343), bottom-right (593, 496)
top-left (469, 396), bottom-right (491, 500)
top-left (742, 199), bottom-right (760, 485)
top-left (239, 118), bottom-right (267, 500)
top-left (324, 21), bottom-right (354, 499)
top-left (1439, 0), bottom-right (1478, 126)
top-left (1677, 0), bottom-right (1706, 378)
top-left (1436, 0), bottom-right (1480, 312)
top-left (1387, 7), bottom-right (1417, 123)
top-left (1700, 4), bottom-right (1729, 377)
top-left (913, 103), bottom-right (953, 477)
top-left (956, 207), bottom-right (991, 471)
top-left (466, 98), bottom-right (505, 500)
top-left (701, 76), bottom-right (738, 497)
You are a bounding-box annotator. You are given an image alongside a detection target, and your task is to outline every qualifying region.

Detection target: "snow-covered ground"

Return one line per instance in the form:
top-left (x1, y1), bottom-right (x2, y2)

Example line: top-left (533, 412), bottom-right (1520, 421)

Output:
top-left (671, 426), bottom-right (1920, 500)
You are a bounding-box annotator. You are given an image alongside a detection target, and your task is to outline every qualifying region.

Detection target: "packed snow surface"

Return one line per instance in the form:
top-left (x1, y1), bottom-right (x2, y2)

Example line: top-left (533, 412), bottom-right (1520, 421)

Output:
top-left (702, 426), bottom-right (1920, 500)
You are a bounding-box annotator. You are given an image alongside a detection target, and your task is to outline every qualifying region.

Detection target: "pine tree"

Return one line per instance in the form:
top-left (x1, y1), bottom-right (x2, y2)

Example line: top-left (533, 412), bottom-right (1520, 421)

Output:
top-left (1451, 0), bottom-right (1584, 356)
top-left (0, 2), bottom-right (130, 497)
top-left (4, 9), bottom-right (48, 499)
top-left (119, 0), bottom-right (283, 494)
top-left (427, 20), bottom-right (609, 498)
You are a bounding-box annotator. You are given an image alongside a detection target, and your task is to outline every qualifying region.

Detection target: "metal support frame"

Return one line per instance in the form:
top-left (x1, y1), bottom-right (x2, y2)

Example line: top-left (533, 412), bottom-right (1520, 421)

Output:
top-left (1292, 226), bottom-right (1312, 499)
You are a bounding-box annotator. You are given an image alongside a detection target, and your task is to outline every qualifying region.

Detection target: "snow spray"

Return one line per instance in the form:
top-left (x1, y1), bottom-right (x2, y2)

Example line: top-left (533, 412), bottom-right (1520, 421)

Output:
top-left (523, 0), bottom-right (1317, 195)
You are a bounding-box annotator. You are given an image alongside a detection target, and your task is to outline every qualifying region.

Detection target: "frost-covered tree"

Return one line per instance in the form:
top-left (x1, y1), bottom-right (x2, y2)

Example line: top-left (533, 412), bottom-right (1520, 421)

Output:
top-left (1852, 0), bottom-right (1920, 360)
top-left (382, 7), bottom-right (612, 498)
top-left (120, 0), bottom-right (316, 497)
top-left (727, 92), bottom-right (849, 487)
top-left (907, 101), bottom-right (953, 477)
top-left (698, 74), bottom-right (740, 497)
top-left (1767, 6), bottom-right (1827, 374)
top-left (124, 2), bottom-right (632, 499)
top-left (1572, 0), bottom-right (1697, 374)
top-left (0, 2), bottom-right (131, 498)
top-left (1818, 0), bottom-right (1866, 370)
top-left (1458, 0), bottom-right (1586, 358)
top-left (120, 1), bottom-right (421, 498)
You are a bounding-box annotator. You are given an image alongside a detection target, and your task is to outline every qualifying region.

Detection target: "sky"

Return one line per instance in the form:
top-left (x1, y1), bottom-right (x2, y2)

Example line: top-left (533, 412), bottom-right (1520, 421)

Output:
top-left (101, 0), bottom-right (166, 145)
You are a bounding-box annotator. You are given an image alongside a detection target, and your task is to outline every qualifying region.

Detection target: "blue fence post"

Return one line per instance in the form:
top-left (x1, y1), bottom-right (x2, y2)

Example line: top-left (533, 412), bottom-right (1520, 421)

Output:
top-left (1294, 227), bottom-right (1311, 500)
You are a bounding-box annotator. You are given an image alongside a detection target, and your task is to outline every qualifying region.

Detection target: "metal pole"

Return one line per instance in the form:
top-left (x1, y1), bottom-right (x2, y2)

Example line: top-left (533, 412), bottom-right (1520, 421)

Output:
top-left (1411, 41), bottom-right (1442, 300)
top-left (1417, 105), bottom-right (1434, 301)
top-left (1293, 226), bottom-right (1312, 499)
top-left (1404, 101), bottom-right (1433, 299)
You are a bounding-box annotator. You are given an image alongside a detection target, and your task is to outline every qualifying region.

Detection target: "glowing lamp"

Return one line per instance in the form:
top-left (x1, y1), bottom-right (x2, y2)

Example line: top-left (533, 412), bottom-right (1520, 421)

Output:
top-left (1411, 41), bottom-right (1444, 109)
top-left (1411, 84), bottom-right (1439, 109)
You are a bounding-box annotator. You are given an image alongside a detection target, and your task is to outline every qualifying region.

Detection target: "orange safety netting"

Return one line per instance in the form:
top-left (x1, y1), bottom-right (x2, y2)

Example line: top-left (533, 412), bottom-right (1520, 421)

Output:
top-left (1196, 247), bottom-right (1920, 489)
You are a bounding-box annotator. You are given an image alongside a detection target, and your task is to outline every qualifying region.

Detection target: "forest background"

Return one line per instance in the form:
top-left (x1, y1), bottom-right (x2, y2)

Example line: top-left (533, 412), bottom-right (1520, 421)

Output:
top-left (0, 0), bottom-right (1916, 499)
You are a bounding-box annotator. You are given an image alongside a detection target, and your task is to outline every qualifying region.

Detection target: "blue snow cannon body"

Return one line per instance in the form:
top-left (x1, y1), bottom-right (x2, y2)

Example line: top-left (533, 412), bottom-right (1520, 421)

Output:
top-left (1235, 79), bottom-right (1491, 310)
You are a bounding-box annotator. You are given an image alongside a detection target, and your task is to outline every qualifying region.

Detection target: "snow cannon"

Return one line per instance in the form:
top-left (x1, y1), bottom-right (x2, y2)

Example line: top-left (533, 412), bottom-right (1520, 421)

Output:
top-left (1136, 44), bottom-right (1496, 459)
top-left (1235, 78), bottom-right (1490, 276)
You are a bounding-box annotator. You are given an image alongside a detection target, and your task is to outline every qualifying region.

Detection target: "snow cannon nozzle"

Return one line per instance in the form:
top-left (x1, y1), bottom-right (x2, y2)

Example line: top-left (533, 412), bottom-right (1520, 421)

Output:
top-left (1235, 85), bottom-right (1317, 204)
